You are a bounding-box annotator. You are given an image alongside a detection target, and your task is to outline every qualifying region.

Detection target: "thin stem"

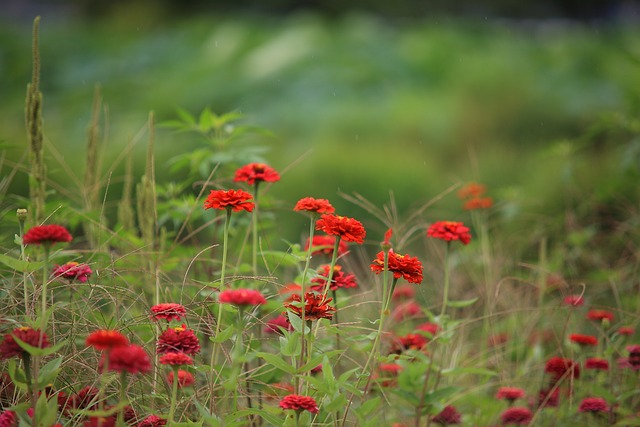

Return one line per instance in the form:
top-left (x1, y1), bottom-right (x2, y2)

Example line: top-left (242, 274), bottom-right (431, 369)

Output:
top-left (321, 237), bottom-right (341, 299)
top-left (298, 216), bottom-right (317, 394)
top-left (117, 371), bottom-right (127, 426)
top-left (168, 366), bottom-right (180, 424)
top-left (439, 243), bottom-right (451, 322)
top-left (40, 245), bottom-right (50, 327)
top-left (23, 354), bottom-right (37, 427)
top-left (18, 216), bottom-right (30, 317)
top-left (252, 182), bottom-right (260, 275)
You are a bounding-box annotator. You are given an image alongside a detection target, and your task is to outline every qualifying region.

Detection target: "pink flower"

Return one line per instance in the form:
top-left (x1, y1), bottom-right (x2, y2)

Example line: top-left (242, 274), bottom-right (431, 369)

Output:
top-left (52, 262), bottom-right (92, 283)
top-left (219, 289), bottom-right (267, 307)
top-left (279, 394), bottom-right (319, 414)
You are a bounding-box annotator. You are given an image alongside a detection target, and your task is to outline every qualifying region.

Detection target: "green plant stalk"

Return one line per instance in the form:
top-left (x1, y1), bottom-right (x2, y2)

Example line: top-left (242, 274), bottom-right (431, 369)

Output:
top-left (297, 215), bottom-right (317, 394)
top-left (168, 366), bottom-right (180, 424)
top-left (23, 353), bottom-right (37, 427)
top-left (40, 245), bottom-right (50, 327)
top-left (439, 242), bottom-right (451, 322)
top-left (17, 213), bottom-right (29, 316)
top-left (320, 237), bottom-right (341, 300)
top-left (252, 182), bottom-right (260, 275)
top-left (117, 371), bottom-right (127, 426)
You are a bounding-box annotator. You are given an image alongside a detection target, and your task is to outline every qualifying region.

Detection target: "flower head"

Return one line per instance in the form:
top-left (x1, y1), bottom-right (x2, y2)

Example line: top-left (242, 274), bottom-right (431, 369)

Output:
top-left (390, 333), bottom-right (428, 354)
top-left (416, 322), bottom-right (441, 338)
top-left (426, 221), bottom-right (471, 245)
top-left (587, 309), bottom-right (614, 323)
top-left (219, 288), bottom-right (267, 307)
top-left (310, 265), bottom-right (357, 292)
top-left (0, 410), bottom-right (17, 427)
top-left (578, 397), bottom-right (608, 413)
top-left (618, 326), bottom-right (635, 336)
top-left (151, 303), bottom-right (187, 322)
top-left (585, 357), bottom-right (609, 371)
top-left (315, 214), bottom-right (366, 244)
top-left (370, 250), bottom-right (423, 284)
top-left (500, 407), bottom-right (532, 425)
top-left (138, 415), bottom-right (167, 427)
top-left (233, 163), bottom-right (280, 185)
top-left (457, 182), bottom-right (486, 199)
top-left (157, 325), bottom-right (201, 355)
top-left (569, 333), bottom-right (597, 347)
top-left (496, 387), bottom-right (526, 402)
top-left (52, 262), bottom-right (92, 283)
top-left (391, 300), bottom-right (422, 322)
top-left (103, 344), bottom-right (151, 375)
top-left (544, 356), bottom-right (580, 382)
top-left (294, 197), bottom-right (335, 214)
top-left (305, 235), bottom-right (349, 257)
top-left (285, 292), bottom-right (335, 321)
top-left (86, 330), bottom-right (129, 351)
top-left (392, 284), bottom-right (416, 301)
top-left (23, 224), bottom-right (72, 245)
top-left (563, 295), bottom-right (584, 307)
top-left (432, 405), bottom-right (461, 425)
top-left (462, 197), bottom-right (493, 210)
top-left (279, 394), bottom-right (319, 414)
top-left (203, 189), bottom-right (254, 212)
top-left (537, 388), bottom-right (559, 408)
top-left (167, 369), bottom-right (195, 388)
top-left (264, 315), bottom-right (294, 335)
top-left (159, 352), bottom-right (193, 366)
top-left (627, 344), bottom-right (640, 368)
top-left (0, 327), bottom-right (50, 359)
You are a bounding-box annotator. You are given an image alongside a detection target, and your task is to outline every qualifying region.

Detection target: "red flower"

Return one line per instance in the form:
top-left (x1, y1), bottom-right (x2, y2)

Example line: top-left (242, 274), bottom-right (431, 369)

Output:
top-left (392, 284), bottom-right (416, 300)
top-left (159, 352), bottom-right (193, 366)
top-left (22, 224), bottom-right (72, 245)
top-left (219, 289), bottom-right (267, 307)
top-left (52, 262), bottom-right (92, 283)
top-left (285, 292), bottom-right (335, 321)
top-left (233, 163), bottom-right (280, 185)
top-left (370, 250), bottom-right (423, 284)
top-left (83, 416), bottom-right (116, 427)
top-left (585, 357), bottom-right (609, 370)
top-left (151, 303), bottom-right (187, 322)
top-left (264, 315), bottom-right (294, 334)
top-left (167, 369), bottom-right (195, 388)
top-left (279, 394), bottom-right (319, 414)
top-left (416, 322), bottom-right (441, 338)
top-left (462, 197), bottom-right (493, 210)
top-left (496, 387), bottom-right (526, 402)
top-left (0, 410), bottom-right (17, 427)
top-left (138, 415), bottom-right (167, 427)
top-left (69, 386), bottom-right (100, 410)
top-left (157, 325), bottom-right (201, 355)
top-left (537, 388), bottom-right (559, 408)
top-left (500, 407), bottom-right (532, 425)
top-left (86, 330), bottom-right (129, 351)
top-left (578, 397), bottom-right (608, 413)
top-left (544, 356), bottom-right (580, 382)
top-left (103, 344), bottom-right (151, 375)
top-left (457, 182), bottom-right (486, 199)
top-left (562, 295), bottom-right (584, 307)
top-left (618, 326), bottom-right (634, 336)
top-left (310, 265), bottom-right (357, 292)
top-left (627, 344), bottom-right (640, 368)
top-left (391, 333), bottom-right (428, 353)
top-left (426, 221), bottom-right (471, 245)
top-left (0, 327), bottom-right (50, 359)
top-left (294, 197), bottom-right (335, 214)
top-left (203, 189), bottom-right (254, 212)
top-left (569, 333), bottom-right (597, 346)
top-left (391, 300), bottom-right (422, 322)
top-left (315, 214), bottom-right (366, 244)
top-left (305, 235), bottom-right (349, 257)
top-left (586, 309), bottom-right (614, 323)
top-left (432, 405), bottom-right (461, 425)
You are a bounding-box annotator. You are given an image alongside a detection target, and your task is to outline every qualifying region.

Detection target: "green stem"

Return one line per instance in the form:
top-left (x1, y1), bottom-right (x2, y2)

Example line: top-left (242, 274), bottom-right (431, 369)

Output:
top-left (252, 182), bottom-right (260, 275)
top-left (23, 354), bottom-right (37, 427)
top-left (18, 217), bottom-right (30, 317)
top-left (298, 216), bottom-right (317, 394)
top-left (168, 366), bottom-right (180, 424)
top-left (117, 371), bottom-right (127, 426)
top-left (40, 245), bottom-right (50, 328)
top-left (320, 237), bottom-right (341, 299)
top-left (439, 242), bottom-right (451, 322)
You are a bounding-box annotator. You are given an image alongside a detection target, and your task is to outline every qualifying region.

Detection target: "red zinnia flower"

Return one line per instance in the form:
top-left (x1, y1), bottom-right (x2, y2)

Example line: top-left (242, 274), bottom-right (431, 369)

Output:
top-left (569, 333), bottom-right (598, 346)
top-left (585, 357), bottom-right (609, 370)
top-left (426, 221), bottom-right (471, 245)
top-left (264, 315), bottom-right (294, 334)
top-left (22, 224), bottom-right (72, 245)
top-left (0, 327), bottom-right (50, 359)
top-left (462, 197), bottom-right (493, 210)
top-left (305, 235), bottom-right (349, 257)
top-left (219, 289), bottom-right (267, 307)
top-left (294, 197), bottom-right (335, 214)
top-left (563, 295), bottom-right (584, 307)
top-left (159, 352), bottom-right (193, 366)
top-left (457, 182), bottom-right (486, 199)
top-left (138, 415), bottom-right (167, 427)
top-left (416, 322), bottom-right (440, 338)
top-left (86, 330), bottom-right (129, 351)
top-left (285, 292), bottom-right (335, 321)
top-left (392, 284), bottom-right (416, 300)
top-left (578, 397), bottom-right (609, 413)
top-left (315, 214), bottom-right (366, 244)
top-left (52, 262), bottom-right (92, 283)
top-left (496, 387), bottom-right (526, 402)
top-left (0, 410), bottom-right (17, 427)
top-left (233, 163), bottom-right (280, 185)
top-left (279, 394), bottom-right (319, 414)
top-left (203, 189), bottom-right (254, 212)
top-left (83, 416), bottom-right (116, 427)
top-left (501, 407), bottom-right (532, 425)
top-left (586, 309), bottom-right (614, 323)
top-left (544, 356), bottom-right (580, 382)
top-left (391, 300), bottom-right (422, 322)
top-left (103, 344), bottom-right (151, 375)
top-left (69, 386), bottom-right (100, 410)
top-left (391, 333), bottom-right (428, 354)
top-left (310, 265), bottom-right (357, 292)
top-left (537, 387), bottom-right (559, 408)
top-left (627, 344), bottom-right (640, 368)
top-left (167, 369), bottom-right (195, 388)
top-left (432, 405), bottom-right (462, 425)
top-left (151, 303), bottom-right (187, 322)
top-left (370, 250), bottom-right (423, 284)
top-left (157, 325), bottom-right (201, 355)
top-left (618, 326), bottom-right (634, 336)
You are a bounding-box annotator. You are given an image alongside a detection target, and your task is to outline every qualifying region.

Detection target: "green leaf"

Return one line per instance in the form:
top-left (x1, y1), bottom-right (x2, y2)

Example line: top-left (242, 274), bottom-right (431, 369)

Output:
top-left (209, 325), bottom-right (234, 344)
top-left (261, 250), bottom-right (302, 268)
top-left (231, 409), bottom-right (283, 426)
top-left (193, 401), bottom-right (222, 427)
top-left (255, 352), bottom-right (296, 375)
top-left (12, 335), bottom-right (66, 357)
top-left (0, 254), bottom-right (43, 272)
top-left (36, 356), bottom-right (63, 389)
top-left (279, 332), bottom-right (301, 357)
top-left (7, 360), bottom-right (28, 391)
top-left (34, 392), bottom-right (58, 427)
top-left (446, 297), bottom-right (478, 308)
top-left (354, 396), bottom-right (381, 421)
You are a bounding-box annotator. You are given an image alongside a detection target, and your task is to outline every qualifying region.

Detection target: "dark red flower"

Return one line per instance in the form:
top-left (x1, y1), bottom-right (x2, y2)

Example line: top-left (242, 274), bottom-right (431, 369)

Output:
top-left (138, 415), bottom-right (167, 427)
top-left (370, 250), bottom-right (423, 284)
top-left (618, 326), bottom-right (635, 336)
top-left (83, 416), bottom-right (116, 427)
top-left (264, 315), bottom-right (294, 334)
top-left (157, 325), bottom-right (201, 355)
top-left (22, 224), bottom-right (72, 245)
top-left (203, 189), bottom-right (254, 212)
top-left (391, 333), bottom-right (428, 354)
top-left (500, 407), bottom-right (532, 425)
top-left (219, 288), bottom-right (267, 307)
top-left (569, 333), bottom-right (597, 346)
top-left (310, 265), bottom-right (357, 292)
top-left (103, 344), bottom-right (151, 375)
top-left (151, 303), bottom-right (187, 322)
top-left (544, 356), bottom-right (580, 382)
top-left (586, 309), bottom-right (614, 323)
top-left (0, 410), bottom-right (17, 427)
top-left (285, 292), bottom-right (335, 321)
top-left (315, 214), bottom-right (366, 244)
top-left (86, 330), bottom-right (129, 351)
top-left (496, 387), bottom-right (526, 402)
top-left (167, 369), bottom-right (195, 388)
top-left (585, 357), bottom-right (609, 370)
top-left (294, 197), bottom-right (335, 214)
top-left (233, 163), bottom-right (280, 185)
top-left (279, 394), bottom-right (319, 414)
top-left (563, 295), bottom-right (584, 307)
top-left (578, 397), bottom-right (608, 413)
top-left (52, 262), bottom-right (92, 283)
top-left (426, 221), bottom-right (471, 245)
top-left (0, 327), bottom-right (50, 359)
top-left (123, 406), bottom-right (137, 425)
top-left (304, 235), bottom-right (349, 257)
top-left (159, 352), bottom-right (193, 366)
top-left (627, 344), bottom-right (640, 368)
top-left (537, 387), bottom-right (559, 408)
top-left (391, 300), bottom-right (422, 322)
top-left (70, 386), bottom-right (100, 410)
top-left (432, 405), bottom-right (461, 425)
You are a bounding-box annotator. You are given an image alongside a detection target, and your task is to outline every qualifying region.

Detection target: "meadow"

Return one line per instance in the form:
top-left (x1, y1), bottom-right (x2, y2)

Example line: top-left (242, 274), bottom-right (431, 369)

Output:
top-left (0, 12), bottom-right (639, 427)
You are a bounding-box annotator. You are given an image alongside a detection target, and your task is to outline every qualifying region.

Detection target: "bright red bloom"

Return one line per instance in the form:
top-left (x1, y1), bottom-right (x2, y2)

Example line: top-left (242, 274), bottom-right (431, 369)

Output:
top-left (305, 235), bottom-right (349, 257)
top-left (0, 327), bottom-right (50, 359)
top-left (391, 300), bottom-right (422, 322)
top-left (570, 333), bottom-right (598, 346)
top-left (310, 265), bottom-right (357, 292)
top-left (219, 288), bottom-right (267, 306)
top-left (315, 214), bottom-right (366, 244)
top-left (264, 315), bottom-right (294, 334)
top-left (0, 410), bottom-right (17, 427)
top-left (279, 394), bottom-right (319, 414)
top-left (293, 197), bottom-right (335, 214)
top-left (203, 189), bottom-right (254, 212)
top-left (159, 352), bottom-right (193, 366)
top-left (151, 303), bottom-right (187, 322)
top-left (618, 326), bottom-right (635, 336)
top-left (500, 407), bottom-right (532, 425)
top-left (167, 369), bottom-right (195, 388)
top-left (86, 330), bottom-right (129, 351)
top-left (157, 325), bottom-right (201, 355)
top-left (138, 415), bottom-right (167, 427)
top-left (52, 262), bottom-right (92, 283)
top-left (426, 221), bottom-right (471, 245)
top-left (544, 356), bottom-right (580, 382)
top-left (585, 357), bottom-right (609, 370)
top-left (578, 397), bottom-right (608, 413)
top-left (432, 405), bottom-right (461, 425)
top-left (22, 224), bottom-right (72, 245)
top-left (457, 182), bottom-right (486, 199)
top-left (285, 292), bottom-right (335, 321)
top-left (103, 344), bottom-right (151, 375)
top-left (563, 295), bottom-right (584, 307)
top-left (462, 197), bottom-right (493, 210)
top-left (496, 387), bottom-right (526, 402)
top-left (586, 309), bottom-right (614, 323)
top-left (233, 162), bottom-right (280, 185)
top-left (416, 322), bottom-right (441, 338)
top-left (391, 333), bottom-right (428, 354)
top-left (370, 250), bottom-right (423, 284)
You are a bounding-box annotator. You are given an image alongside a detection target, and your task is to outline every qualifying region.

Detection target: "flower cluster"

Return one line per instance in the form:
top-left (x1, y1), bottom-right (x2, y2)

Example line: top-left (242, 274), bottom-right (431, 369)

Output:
top-left (310, 265), bottom-right (357, 292)
top-left (294, 197), bottom-right (334, 214)
top-left (457, 182), bottom-right (493, 210)
top-left (157, 325), bottom-right (201, 355)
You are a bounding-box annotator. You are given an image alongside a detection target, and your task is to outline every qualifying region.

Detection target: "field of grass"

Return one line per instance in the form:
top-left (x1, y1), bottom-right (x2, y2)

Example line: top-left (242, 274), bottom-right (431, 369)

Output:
top-left (0, 12), bottom-right (639, 427)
